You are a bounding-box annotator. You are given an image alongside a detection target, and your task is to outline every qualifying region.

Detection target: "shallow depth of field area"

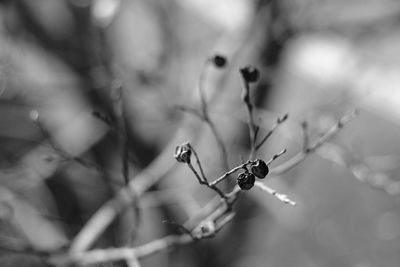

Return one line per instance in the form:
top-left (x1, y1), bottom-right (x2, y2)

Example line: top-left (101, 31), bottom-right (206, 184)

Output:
top-left (1, 1), bottom-right (400, 267)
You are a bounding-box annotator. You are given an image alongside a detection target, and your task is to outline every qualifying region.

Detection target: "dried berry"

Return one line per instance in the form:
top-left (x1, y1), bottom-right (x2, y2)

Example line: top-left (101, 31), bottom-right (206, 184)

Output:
top-left (213, 55), bottom-right (227, 68)
top-left (240, 66), bottom-right (260, 83)
top-left (174, 143), bottom-right (192, 163)
top-left (237, 172), bottom-right (255, 190)
top-left (250, 159), bottom-right (269, 179)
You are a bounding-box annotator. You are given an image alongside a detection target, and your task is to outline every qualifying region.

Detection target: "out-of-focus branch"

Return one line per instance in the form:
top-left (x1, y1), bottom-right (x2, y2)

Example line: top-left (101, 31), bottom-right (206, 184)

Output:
top-left (270, 110), bottom-right (358, 175)
top-left (178, 55), bottom-right (230, 171)
top-left (68, 50), bottom-right (245, 254)
top-left (253, 181), bottom-right (296, 205)
top-left (240, 67), bottom-right (258, 160)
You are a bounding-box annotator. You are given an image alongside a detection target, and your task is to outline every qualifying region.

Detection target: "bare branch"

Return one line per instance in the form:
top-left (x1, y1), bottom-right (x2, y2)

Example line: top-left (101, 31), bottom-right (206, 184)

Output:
top-left (270, 110), bottom-right (358, 175)
top-left (240, 75), bottom-right (257, 160)
top-left (301, 121), bottom-right (309, 150)
top-left (187, 144), bottom-right (208, 183)
top-left (255, 114), bottom-right (289, 151)
top-left (265, 149), bottom-right (287, 165)
top-left (253, 181), bottom-right (296, 206)
top-left (186, 162), bottom-right (228, 201)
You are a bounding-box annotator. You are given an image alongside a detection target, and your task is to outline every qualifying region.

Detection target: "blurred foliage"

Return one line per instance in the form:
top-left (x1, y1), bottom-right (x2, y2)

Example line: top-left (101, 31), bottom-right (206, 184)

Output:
top-left (1, 0), bottom-right (400, 267)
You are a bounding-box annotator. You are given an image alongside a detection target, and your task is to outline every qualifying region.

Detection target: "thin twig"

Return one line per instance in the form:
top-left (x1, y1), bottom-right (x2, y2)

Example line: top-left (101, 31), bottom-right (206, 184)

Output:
top-left (187, 144), bottom-right (208, 183)
top-left (205, 117), bottom-right (230, 171)
top-left (32, 111), bottom-right (102, 171)
top-left (198, 59), bottom-right (230, 170)
top-left (57, 200), bottom-right (235, 266)
top-left (255, 114), bottom-right (288, 150)
top-left (198, 63), bottom-right (209, 117)
top-left (177, 105), bottom-right (229, 170)
top-left (117, 86), bottom-right (141, 244)
top-left (241, 79), bottom-right (257, 160)
top-left (187, 162), bottom-right (228, 201)
top-left (178, 64), bottom-right (231, 171)
top-left (58, 235), bottom-right (193, 266)
top-left (162, 220), bottom-right (194, 238)
top-left (64, 35), bottom-right (249, 255)
top-left (209, 160), bottom-right (256, 186)
top-left (270, 110), bottom-right (358, 175)
top-left (265, 149), bottom-right (287, 165)
top-left (175, 105), bottom-right (204, 120)
top-left (301, 121), bottom-right (309, 150)
top-left (253, 181), bottom-right (296, 205)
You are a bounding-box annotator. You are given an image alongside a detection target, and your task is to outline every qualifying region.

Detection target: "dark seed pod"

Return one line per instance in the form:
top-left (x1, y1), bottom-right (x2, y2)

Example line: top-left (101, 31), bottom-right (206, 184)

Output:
top-left (237, 172), bottom-right (255, 190)
top-left (213, 55), bottom-right (227, 68)
top-left (174, 143), bottom-right (192, 163)
top-left (250, 159), bottom-right (269, 179)
top-left (240, 66), bottom-right (260, 83)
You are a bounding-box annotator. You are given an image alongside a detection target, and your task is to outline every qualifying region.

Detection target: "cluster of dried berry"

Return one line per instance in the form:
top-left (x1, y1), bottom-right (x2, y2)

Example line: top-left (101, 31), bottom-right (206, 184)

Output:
top-left (175, 143), bottom-right (269, 191)
top-left (237, 159), bottom-right (269, 190)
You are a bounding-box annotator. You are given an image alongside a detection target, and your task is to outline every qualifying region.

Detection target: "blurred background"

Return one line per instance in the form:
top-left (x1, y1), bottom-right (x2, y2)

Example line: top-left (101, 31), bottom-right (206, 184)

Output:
top-left (1, 0), bottom-right (400, 266)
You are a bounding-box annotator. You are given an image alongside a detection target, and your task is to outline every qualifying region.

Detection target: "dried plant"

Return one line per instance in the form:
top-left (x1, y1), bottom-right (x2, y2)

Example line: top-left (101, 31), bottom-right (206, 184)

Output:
top-left (42, 56), bottom-right (356, 267)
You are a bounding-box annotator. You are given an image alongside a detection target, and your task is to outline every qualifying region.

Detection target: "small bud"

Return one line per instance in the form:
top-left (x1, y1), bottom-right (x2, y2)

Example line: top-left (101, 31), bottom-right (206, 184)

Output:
top-left (250, 159), bottom-right (269, 179)
top-left (174, 142), bottom-right (192, 163)
top-left (240, 66), bottom-right (260, 83)
top-left (237, 172), bottom-right (255, 190)
top-left (212, 55), bottom-right (227, 68)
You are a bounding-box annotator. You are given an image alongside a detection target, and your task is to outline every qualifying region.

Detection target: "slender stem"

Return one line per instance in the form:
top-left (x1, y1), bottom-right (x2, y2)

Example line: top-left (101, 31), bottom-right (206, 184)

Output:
top-left (187, 163), bottom-right (206, 184)
top-left (255, 114), bottom-right (288, 151)
top-left (175, 105), bottom-right (204, 120)
top-left (270, 110), bottom-right (357, 175)
top-left (198, 64), bottom-right (208, 116)
top-left (57, 198), bottom-right (236, 266)
top-left (209, 160), bottom-right (255, 186)
top-left (177, 106), bottom-right (230, 171)
top-left (198, 63), bottom-right (229, 170)
top-left (188, 144), bottom-right (208, 183)
top-left (60, 235), bottom-right (193, 266)
top-left (205, 117), bottom-right (230, 171)
top-left (265, 149), bottom-right (287, 165)
top-left (253, 181), bottom-right (296, 205)
top-left (118, 87), bottom-right (141, 244)
top-left (301, 121), bottom-right (309, 150)
top-left (187, 162), bottom-right (227, 201)
top-left (178, 62), bottom-right (230, 171)
top-left (241, 80), bottom-right (257, 160)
